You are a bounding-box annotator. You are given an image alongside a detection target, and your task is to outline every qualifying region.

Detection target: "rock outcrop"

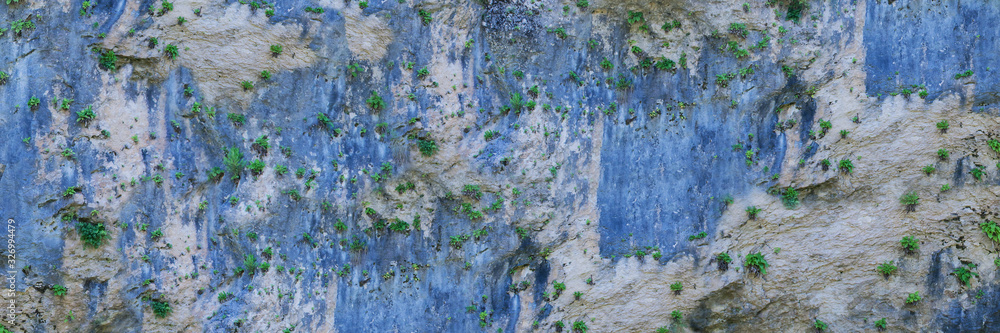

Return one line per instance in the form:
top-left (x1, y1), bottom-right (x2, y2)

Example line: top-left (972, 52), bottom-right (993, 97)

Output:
top-left (0, 0), bottom-right (998, 332)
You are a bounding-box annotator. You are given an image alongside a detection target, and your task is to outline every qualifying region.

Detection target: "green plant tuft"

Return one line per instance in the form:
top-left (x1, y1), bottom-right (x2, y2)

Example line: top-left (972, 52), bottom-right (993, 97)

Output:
top-left (728, 22), bottom-right (748, 38)
top-left (786, 0), bottom-right (808, 23)
top-left (876, 261), bottom-right (897, 277)
top-left (76, 106), bottom-right (96, 124)
top-left (99, 50), bottom-right (117, 71)
top-left (781, 187), bottom-right (799, 209)
top-left (989, 139), bottom-right (1000, 153)
top-left (937, 148), bottom-right (949, 160)
top-left (838, 159), bottom-right (854, 173)
top-left (981, 220), bottom-right (1000, 244)
top-left (367, 90), bottom-right (385, 110)
top-left (243, 254), bottom-right (258, 275)
top-left (744, 252), bottom-right (768, 275)
top-left (223, 147), bottom-right (245, 181)
top-left (971, 166), bottom-right (985, 180)
top-left (253, 135), bottom-right (269, 152)
top-left (937, 120), bottom-right (949, 132)
top-left (418, 9), bottom-right (432, 25)
top-left (953, 263), bottom-right (979, 286)
top-left (76, 222), bottom-right (108, 248)
top-left (905, 291), bottom-right (921, 304)
top-left (874, 318), bottom-right (887, 330)
top-left (418, 139), bottom-right (438, 156)
top-left (248, 159), bottom-right (265, 176)
top-left (164, 44), bottom-right (179, 59)
top-left (814, 319), bottom-right (828, 331)
top-left (150, 300), bottom-right (172, 318)
top-left (900, 236), bottom-right (919, 254)
top-left (900, 192), bottom-right (919, 212)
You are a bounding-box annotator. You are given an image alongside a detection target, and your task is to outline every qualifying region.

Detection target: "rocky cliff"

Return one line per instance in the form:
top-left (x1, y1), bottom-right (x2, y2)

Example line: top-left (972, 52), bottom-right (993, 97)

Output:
top-left (1, 0), bottom-right (999, 332)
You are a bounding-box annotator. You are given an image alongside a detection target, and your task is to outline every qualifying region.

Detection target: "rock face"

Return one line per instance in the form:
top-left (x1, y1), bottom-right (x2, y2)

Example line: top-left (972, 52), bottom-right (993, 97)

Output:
top-left (1, 0), bottom-right (998, 332)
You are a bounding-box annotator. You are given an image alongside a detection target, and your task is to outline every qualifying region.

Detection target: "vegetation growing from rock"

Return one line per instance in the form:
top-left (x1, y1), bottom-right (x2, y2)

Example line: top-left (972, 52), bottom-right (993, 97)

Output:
top-left (2, 2), bottom-right (998, 332)
top-left (223, 147), bottom-right (245, 181)
top-left (150, 300), bottom-right (172, 318)
top-left (953, 264), bottom-right (979, 286)
top-left (876, 261), bottom-right (897, 277)
top-left (900, 192), bottom-right (919, 212)
top-left (76, 222), bottom-right (108, 248)
top-left (906, 291), bottom-right (921, 304)
top-left (781, 187), bottom-right (799, 209)
top-left (900, 236), bottom-right (919, 254)
top-left (745, 252), bottom-right (768, 275)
